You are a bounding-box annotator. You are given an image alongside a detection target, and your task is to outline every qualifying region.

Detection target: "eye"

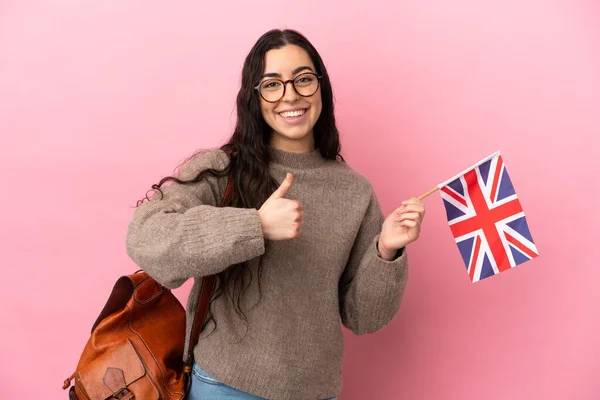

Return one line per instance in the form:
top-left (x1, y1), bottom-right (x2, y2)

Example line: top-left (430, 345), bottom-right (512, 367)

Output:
top-left (261, 80), bottom-right (282, 91)
top-left (295, 74), bottom-right (315, 86)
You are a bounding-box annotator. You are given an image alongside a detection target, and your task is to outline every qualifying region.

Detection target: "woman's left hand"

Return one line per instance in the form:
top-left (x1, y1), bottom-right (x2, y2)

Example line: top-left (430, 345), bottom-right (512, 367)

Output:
top-left (378, 198), bottom-right (426, 261)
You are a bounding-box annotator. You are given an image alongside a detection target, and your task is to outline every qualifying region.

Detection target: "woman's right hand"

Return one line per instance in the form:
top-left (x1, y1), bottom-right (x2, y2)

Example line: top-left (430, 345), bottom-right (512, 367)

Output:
top-left (257, 173), bottom-right (304, 240)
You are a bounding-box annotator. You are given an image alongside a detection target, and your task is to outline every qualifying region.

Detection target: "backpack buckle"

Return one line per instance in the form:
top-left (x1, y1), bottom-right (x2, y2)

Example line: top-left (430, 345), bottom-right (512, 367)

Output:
top-left (112, 387), bottom-right (134, 399)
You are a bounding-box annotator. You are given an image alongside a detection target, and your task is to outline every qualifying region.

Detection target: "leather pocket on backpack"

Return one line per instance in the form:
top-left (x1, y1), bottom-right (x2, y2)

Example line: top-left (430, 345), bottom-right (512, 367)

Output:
top-left (76, 338), bottom-right (159, 400)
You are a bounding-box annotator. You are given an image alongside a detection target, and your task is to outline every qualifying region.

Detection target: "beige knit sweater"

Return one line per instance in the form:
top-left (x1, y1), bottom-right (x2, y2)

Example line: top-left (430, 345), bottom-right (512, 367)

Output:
top-left (125, 147), bottom-right (408, 400)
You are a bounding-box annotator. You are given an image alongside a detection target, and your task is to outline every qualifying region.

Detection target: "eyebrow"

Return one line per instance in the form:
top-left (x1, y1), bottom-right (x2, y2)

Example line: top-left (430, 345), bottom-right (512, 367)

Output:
top-left (261, 66), bottom-right (314, 79)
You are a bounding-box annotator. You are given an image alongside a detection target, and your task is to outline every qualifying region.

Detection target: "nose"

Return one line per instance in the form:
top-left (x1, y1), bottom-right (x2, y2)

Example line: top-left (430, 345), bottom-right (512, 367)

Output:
top-left (281, 81), bottom-right (300, 102)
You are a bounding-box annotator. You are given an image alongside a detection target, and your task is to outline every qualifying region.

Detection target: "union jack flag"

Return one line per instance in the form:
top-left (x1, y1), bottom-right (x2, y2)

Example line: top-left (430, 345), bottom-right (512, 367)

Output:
top-left (439, 152), bottom-right (539, 282)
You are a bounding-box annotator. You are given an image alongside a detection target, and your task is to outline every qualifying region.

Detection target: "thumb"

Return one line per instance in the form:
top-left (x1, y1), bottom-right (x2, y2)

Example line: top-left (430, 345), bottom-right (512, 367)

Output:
top-left (271, 173), bottom-right (294, 199)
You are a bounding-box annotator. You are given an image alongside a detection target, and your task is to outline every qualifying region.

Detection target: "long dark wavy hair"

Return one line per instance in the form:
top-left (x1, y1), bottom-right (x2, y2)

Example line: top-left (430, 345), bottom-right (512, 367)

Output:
top-left (137, 29), bottom-right (343, 331)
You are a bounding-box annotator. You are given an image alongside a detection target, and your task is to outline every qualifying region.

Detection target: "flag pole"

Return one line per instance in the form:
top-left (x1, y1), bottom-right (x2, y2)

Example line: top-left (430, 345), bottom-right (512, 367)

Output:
top-left (418, 186), bottom-right (439, 200)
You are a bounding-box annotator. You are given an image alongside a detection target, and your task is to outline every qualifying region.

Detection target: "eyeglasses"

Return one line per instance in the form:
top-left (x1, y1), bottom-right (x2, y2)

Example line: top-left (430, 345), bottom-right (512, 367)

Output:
top-left (254, 72), bottom-right (323, 103)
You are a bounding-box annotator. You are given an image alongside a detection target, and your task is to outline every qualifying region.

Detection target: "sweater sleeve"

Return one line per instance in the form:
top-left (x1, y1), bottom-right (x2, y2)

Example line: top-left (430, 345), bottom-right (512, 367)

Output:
top-left (338, 188), bottom-right (408, 335)
top-left (125, 150), bottom-right (266, 289)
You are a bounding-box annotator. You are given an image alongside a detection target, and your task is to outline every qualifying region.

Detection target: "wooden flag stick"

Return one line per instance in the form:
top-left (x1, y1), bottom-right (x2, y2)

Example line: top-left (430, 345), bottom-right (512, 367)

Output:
top-left (417, 186), bottom-right (439, 200)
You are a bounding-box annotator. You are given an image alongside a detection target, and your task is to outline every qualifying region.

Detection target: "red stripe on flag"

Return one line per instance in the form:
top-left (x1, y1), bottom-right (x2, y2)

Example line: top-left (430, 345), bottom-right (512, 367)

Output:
top-left (469, 236), bottom-right (481, 282)
top-left (441, 186), bottom-right (468, 207)
top-left (489, 157), bottom-right (503, 203)
top-left (505, 232), bottom-right (539, 259)
top-left (450, 199), bottom-right (523, 238)
top-left (466, 168), bottom-right (521, 272)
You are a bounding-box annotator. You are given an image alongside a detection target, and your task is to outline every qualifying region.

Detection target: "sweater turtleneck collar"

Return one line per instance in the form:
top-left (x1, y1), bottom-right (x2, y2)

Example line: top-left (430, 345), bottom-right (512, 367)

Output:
top-left (268, 146), bottom-right (327, 169)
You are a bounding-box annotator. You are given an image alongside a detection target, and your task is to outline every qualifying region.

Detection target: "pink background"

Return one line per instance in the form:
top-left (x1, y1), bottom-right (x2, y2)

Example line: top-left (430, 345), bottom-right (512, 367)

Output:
top-left (1, 0), bottom-right (599, 399)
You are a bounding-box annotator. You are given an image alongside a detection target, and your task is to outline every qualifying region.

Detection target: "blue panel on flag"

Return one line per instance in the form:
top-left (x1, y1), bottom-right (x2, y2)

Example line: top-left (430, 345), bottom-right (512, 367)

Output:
top-left (506, 217), bottom-right (533, 243)
top-left (480, 253), bottom-right (495, 279)
top-left (457, 237), bottom-right (474, 270)
top-left (479, 159), bottom-right (491, 183)
top-left (510, 245), bottom-right (530, 266)
top-left (448, 178), bottom-right (464, 196)
top-left (497, 168), bottom-right (516, 201)
top-left (443, 199), bottom-right (465, 221)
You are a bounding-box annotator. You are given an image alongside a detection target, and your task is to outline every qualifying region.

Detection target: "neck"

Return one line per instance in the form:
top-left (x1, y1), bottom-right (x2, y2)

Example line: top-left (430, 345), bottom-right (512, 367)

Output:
top-left (270, 132), bottom-right (315, 153)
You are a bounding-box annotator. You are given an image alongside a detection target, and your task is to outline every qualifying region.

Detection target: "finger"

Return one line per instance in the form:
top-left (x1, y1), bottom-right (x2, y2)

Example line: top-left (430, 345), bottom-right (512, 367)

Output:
top-left (394, 212), bottom-right (421, 222)
top-left (401, 197), bottom-right (425, 207)
top-left (392, 206), bottom-right (423, 220)
top-left (392, 205), bottom-right (407, 216)
top-left (398, 204), bottom-right (425, 213)
top-left (398, 204), bottom-right (425, 218)
top-left (393, 200), bottom-right (425, 213)
top-left (398, 219), bottom-right (418, 228)
top-left (271, 173), bottom-right (294, 199)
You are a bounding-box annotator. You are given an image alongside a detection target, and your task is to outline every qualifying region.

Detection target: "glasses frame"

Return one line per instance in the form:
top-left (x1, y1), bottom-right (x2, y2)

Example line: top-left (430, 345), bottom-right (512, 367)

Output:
top-left (254, 72), bottom-right (323, 103)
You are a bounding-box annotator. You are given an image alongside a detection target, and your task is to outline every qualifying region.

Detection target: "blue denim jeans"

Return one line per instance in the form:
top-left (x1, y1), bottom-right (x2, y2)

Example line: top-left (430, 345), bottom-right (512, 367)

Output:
top-left (189, 362), bottom-right (338, 400)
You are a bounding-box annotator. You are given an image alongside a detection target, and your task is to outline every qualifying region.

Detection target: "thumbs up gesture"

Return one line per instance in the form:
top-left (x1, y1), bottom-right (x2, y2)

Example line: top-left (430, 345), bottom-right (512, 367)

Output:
top-left (258, 173), bottom-right (304, 240)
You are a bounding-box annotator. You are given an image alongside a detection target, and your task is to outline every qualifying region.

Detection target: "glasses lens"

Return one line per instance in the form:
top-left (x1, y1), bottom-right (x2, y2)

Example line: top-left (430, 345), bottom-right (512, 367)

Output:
top-left (259, 79), bottom-right (284, 102)
top-left (294, 73), bottom-right (319, 97)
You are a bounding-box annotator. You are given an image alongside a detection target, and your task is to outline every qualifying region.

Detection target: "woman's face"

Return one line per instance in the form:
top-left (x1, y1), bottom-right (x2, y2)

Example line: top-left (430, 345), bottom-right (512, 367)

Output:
top-left (258, 44), bottom-right (323, 152)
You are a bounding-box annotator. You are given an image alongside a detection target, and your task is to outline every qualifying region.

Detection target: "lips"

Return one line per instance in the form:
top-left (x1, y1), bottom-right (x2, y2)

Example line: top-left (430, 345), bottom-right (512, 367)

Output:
top-left (278, 108), bottom-right (307, 118)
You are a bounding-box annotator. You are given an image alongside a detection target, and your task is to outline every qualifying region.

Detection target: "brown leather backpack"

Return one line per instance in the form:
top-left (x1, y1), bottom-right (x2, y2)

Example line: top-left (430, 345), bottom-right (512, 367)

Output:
top-left (62, 177), bottom-right (232, 399)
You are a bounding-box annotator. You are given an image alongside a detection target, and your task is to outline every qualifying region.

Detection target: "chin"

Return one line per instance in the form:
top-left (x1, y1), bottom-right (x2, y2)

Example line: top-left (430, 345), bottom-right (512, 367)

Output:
top-left (279, 128), bottom-right (311, 139)
top-left (273, 126), bottom-right (313, 141)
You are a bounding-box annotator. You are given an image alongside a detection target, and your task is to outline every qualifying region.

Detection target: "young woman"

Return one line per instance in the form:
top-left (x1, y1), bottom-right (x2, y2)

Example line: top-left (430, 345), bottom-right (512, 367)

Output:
top-left (126, 28), bottom-right (425, 400)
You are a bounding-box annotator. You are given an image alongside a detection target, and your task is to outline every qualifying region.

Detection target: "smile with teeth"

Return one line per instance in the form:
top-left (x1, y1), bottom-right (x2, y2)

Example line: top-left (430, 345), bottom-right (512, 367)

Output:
top-left (279, 109), bottom-right (307, 118)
